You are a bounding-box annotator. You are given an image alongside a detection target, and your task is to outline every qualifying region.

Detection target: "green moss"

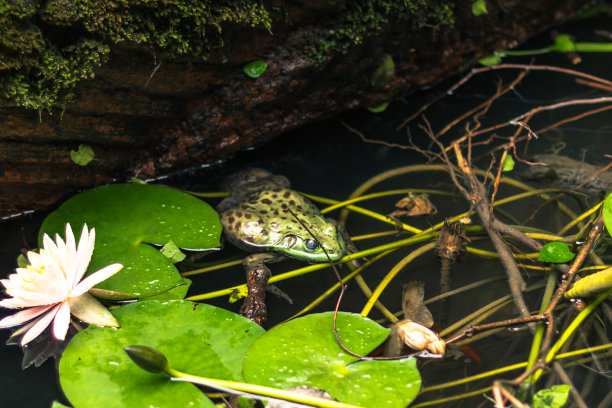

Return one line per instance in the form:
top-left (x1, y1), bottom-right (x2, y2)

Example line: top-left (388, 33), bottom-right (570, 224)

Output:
top-left (0, 0), bottom-right (453, 111)
top-left (315, 0), bottom-right (454, 62)
top-left (0, 0), bottom-right (274, 111)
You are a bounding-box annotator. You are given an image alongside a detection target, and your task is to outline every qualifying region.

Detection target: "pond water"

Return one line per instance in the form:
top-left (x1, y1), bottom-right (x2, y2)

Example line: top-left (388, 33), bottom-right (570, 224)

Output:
top-left (1, 13), bottom-right (611, 408)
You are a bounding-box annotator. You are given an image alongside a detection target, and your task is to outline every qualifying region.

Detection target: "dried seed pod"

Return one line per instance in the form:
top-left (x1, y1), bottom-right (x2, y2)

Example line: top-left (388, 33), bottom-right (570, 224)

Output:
top-left (565, 266), bottom-right (612, 299)
top-left (396, 320), bottom-right (446, 355)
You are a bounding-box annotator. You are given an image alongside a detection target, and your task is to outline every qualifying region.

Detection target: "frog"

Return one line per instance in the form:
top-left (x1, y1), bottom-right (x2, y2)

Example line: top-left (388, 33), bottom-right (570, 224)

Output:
top-left (217, 168), bottom-right (348, 325)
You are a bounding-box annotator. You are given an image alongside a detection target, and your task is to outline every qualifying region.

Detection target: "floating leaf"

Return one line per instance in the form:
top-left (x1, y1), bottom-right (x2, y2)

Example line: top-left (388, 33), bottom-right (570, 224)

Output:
top-left (243, 312), bottom-right (421, 408)
top-left (70, 144), bottom-right (95, 166)
top-left (243, 61), bottom-right (268, 78)
top-left (532, 384), bottom-right (571, 408)
top-left (17, 253), bottom-right (28, 268)
top-left (479, 54), bottom-right (502, 66)
top-left (371, 54), bottom-right (395, 87)
top-left (160, 240), bottom-right (187, 263)
top-left (367, 102), bottom-right (389, 113)
top-left (565, 266), bottom-right (612, 299)
top-left (502, 155), bottom-right (515, 172)
top-left (538, 242), bottom-right (575, 263)
top-left (59, 300), bottom-right (264, 408)
top-left (603, 192), bottom-right (612, 235)
top-left (471, 0), bottom-right (488, 16)
top-left (40, 184), bottom-right (222, 299)
top-left (551, 34), bottom-right (576, 53)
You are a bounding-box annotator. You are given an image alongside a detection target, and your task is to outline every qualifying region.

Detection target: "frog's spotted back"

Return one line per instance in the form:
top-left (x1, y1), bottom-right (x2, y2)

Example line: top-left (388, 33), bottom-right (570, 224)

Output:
top-left (218, 168), bottom-right (345, 262)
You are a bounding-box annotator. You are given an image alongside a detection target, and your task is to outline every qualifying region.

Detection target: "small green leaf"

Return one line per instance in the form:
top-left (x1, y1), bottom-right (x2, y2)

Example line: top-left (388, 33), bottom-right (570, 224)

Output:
top-left (17, 253), bottom-right (28, 268)
top-left (532, 384), bottom-right (571, 408)
top-left (479, 54), bottom-right (502, 66)
top-left (502, 155), bottom-right (515, 172)
top-left (538, 242), bottom-right (575, 263)
top-left (472, 0), bottom-right (488, 16)
top-left (603, 192), bottom-right (612, 235)
top-left (367, 102), bottom-right (389, 113)
top-left (243, 61), bottom-right (268, 78)
top-left (551, 34), bottom-right (576, 53)
top-left (51, 402), bottom-right (71, 408)
top-left (160, 240), bottom-right (187, 263)
top-left (70, 144), bottom-right (95, 166)
top-left (229, 286), bottom-right (249, 303)
top-left (371, 54), bottom-right (395, 87)
top-left (130, 177), bottom-right (147, 184)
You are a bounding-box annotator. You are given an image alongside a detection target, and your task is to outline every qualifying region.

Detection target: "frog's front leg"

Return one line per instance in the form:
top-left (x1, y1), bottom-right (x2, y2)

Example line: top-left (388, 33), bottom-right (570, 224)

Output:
top-left (240, 252), bottom-right (287, 326)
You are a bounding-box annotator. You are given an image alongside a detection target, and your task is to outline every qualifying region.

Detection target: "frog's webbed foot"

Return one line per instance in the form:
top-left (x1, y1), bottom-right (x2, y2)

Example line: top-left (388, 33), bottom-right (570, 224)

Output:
top-left (239, 252), bottom-right (287, 326)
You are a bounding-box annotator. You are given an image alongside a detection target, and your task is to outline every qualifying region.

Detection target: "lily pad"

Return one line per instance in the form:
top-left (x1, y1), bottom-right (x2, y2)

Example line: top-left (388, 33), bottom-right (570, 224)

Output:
top-left (243, 312), bottom-right (421, 408)
top-left (538, 242), bottom-right (575, 263)
top-left (40, 183), bottom-right (222, 299)
top-left (59, 300), bottom-right (264, 408)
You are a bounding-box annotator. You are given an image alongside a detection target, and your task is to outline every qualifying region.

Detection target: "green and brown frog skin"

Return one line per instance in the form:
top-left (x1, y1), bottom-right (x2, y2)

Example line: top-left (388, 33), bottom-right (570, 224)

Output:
top-left (217, 168), bottom-right (348, 326)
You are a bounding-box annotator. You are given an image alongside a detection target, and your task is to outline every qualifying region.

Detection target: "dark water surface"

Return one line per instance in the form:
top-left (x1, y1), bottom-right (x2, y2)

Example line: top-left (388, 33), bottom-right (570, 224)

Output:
top-left (2, 13), bottom-right (612, 408)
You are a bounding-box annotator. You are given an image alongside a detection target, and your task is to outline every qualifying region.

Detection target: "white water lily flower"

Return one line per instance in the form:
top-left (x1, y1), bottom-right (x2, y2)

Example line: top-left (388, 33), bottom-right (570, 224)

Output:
top-left (0, 223), bottom-right (123, 345)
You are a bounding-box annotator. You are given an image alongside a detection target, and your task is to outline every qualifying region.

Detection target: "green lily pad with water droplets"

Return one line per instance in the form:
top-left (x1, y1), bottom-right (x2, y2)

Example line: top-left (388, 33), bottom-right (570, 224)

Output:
top-left (243, 312), bottom-right (421, 408)
top-left (59, 300), bottom-right (264, 408)
top-left (39, 183), bottom-right (222, 299)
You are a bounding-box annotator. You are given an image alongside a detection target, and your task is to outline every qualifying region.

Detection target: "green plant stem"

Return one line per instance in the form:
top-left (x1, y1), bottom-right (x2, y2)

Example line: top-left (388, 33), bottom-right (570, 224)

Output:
top-left (304, 189), bottom-right (459, 213)
top-left (419, 343), bottom-right (612, 394)
top-left (182, 259), bottom-right (243, 277)
top-left (557, 201), bottom-right (603, 236)
top-left (287, 249), bottom-right (397, 321)
top-left (440, 282), bottom-right (545, 338)
top-left (166, 368), bottom-right (362, 408)
top-left (361, 242), bottom-right (437, 317)
top-left (412, 386), bottom-right (492, 407)
top-left (302, 193), bottom-right (423, 234)
top-left (532, 287), bottom-right (612, 382)
top-left (186, 232), bottom-right (437, 301)
top-left (526, 268), bottom-right (557, 376)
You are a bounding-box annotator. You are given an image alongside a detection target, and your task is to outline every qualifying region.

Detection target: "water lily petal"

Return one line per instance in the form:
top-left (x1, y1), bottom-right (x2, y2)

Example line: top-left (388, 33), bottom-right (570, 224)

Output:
top-left (71, 263), bottom-right (123, 298)
top-left (0, 305), bottom-right (55, 327)
top-left (52, 301), bottom-right (71, 341)
top-left (71, 225), bottom-right (95, 287)
top-left (0, 291), bottom-right (62, 308)
top-left (69, 293), bottom-right (119, 327)
top-left (20, 304), bottom-right (61, 345)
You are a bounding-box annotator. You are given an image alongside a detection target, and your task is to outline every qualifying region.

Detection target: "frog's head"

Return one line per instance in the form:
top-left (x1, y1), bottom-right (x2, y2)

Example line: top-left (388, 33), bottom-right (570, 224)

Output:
top-left (276, 223), bottom-right (346, 263)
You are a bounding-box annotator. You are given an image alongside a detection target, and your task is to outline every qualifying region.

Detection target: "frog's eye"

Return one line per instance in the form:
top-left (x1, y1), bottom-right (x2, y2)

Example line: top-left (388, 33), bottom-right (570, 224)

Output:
top-left (304, 238), bottom-right (319, 252)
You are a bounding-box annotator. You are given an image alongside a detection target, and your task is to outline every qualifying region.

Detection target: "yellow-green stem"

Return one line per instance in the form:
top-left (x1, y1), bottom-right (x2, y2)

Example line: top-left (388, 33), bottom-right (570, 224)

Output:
top-left (361, 242), bottom-right (437, 317)
top-left (167, 368), bottom-right (362, 408)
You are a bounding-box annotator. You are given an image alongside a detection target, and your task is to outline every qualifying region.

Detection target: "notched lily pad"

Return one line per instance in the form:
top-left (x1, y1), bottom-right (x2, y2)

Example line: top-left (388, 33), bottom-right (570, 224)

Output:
top-left (59, 300), bottom-right (264, 408)
top-left (538, 242), bottom-right (575, 263)
top-left (40, 183), bottom-right (222, 299)
top-left (243, 312), bottom-right (421, 408)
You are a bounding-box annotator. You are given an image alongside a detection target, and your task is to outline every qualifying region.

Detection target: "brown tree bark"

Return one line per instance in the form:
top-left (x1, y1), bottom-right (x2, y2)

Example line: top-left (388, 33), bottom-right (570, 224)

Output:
top-left (0, 0), bottom-right (592, 218)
